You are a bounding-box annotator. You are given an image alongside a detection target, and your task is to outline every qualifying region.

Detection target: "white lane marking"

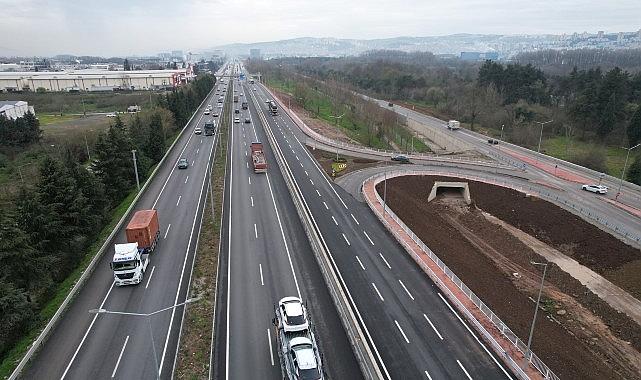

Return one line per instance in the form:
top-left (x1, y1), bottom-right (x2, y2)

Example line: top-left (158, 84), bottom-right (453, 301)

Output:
top-left (61, 282), bottom-right (116, 379)
top-left (176, 195), bottom-right (182, 206)
top-left (246, 162), bottom-right (249, 169)
top-left (259, 264), bottom-right (264, 286)
top-left (250, 196), bottom-right (254, 207)
top-left (424, 370), bottom-right (434, 380)
top-left (164, 224), bottom-right (171, 239)
top-left (316, 189), bottom-right (321, 197)
top-left (350, 213), bottom-right (359, 225)
top-left (254, 223), bottom-right (258, 239)
top-left (363, 231), bottom-right (375, 245)
top-left (245, 151), bottom-right (247, 157)
top-left (423, 314), bottom-right (444, 340)
top-left (342, 233), bottom-right (350, 246)
top-left (145, 266), bottom-right (156, 289)
top-left (372, 283), bottom-right (384, 302)
top-left (248, 177), bottom-right (251, 185)
top-left (332, 216), bottom-right (338, 225)
top-left (111, 335), bottom-right (129, 378)
top-left (438, 293), bottom-right (513, 379)
top-left (196, 148), bottom-right (200, 154)
top-left (399, 279), bottom-right (415, 301)
top-left (192, 160), bottom-right (195, 165)
top-left (299, 162), bottom-right (303, 168)
top-left (304, 170), bottom-right (308, 176)
top-left (225, 83), bottom-right (236, 380)
top-left (323, 201), bottom-right (329, 210)
top-left (200, 139), bottom-right (202, 144)
top-left (310, 179), bottom-right (314, 185)
top-left (457, 360), bottom-right (473, 380)
top-left (379, 253), bottom-right (391, 269)
top-left (185, 176), bottom-right (189, 184)
top-left (395, 320), bottom-right (410, 344)
top-left (267, 329), bottom-right (275, 366)
top-left (296, 155), bottom-right (299, 161)
top-left (356, 256), bottom-right (366, 270)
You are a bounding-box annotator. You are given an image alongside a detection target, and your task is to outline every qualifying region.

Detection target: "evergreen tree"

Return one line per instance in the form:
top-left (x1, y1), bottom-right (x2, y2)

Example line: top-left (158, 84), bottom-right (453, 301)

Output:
top-left (0, 281), bottom-right (35, 357)
top-left (92, 126), bottom-right (136, 202)
top-left (113, 115), bottom-right (125, 129)
top-left (63, 150), bottom-right (108, 234)
top-left (627, 153), bottom-right (641, 185)
top-left (145, 113), bottom-right (165, 161)
top-left (627, 106), bottom-right (641, 147)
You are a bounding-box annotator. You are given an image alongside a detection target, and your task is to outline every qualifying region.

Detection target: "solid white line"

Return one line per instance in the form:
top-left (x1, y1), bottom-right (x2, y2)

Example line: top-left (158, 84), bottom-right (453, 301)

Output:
top-left (164, 224), bottom-right (171, 239)
top-left (267, 329), bottom-right (275, 366)
top-left (437, 293), bottom-right (513, 379)
top-left (310, 179), bottom-right (314, 185)
top-left (254, 223), bottom-right (258, 239)
top-left (316, 189), bottom-right (321, 197)
top-left (372, 283), bottom-right (384, 302)
top-left (423, 314), bottom-right (444, 340)
top-left (399, 279), bottom-right (415, 301)
top-left (259, 264), bottom-right (264, 286)
top-left (323, 201), bottom-right (329, 210)
top-left (395, 320), bottom-right (410, 344)
top-left (379, 253), bottom-right (391, 269)
top-left (363, 231), bottom-right (375, 245)
top-left (332, 216), bottom-right (338, 225)
top-left (145, 266), bottom-right (156, 289)
top-left (61, 282), bottom-right (115, 379)
top-left (424, 370), bottom-right (434, 380)
top-left (248, 177), bottom-right (251, 185)
top-left (176, 195), bottom-right (182, 206)
top-left (185, 176), bottom-right (189, 184)
top-left (356, 256), bottom-right (366, 270)
top-left (350, 213), bottom-right (360, 225)
top-left (111, 335), bottom-right (129, 378)
top-left (250, 196), bottom-right (254, 207)
top-left (457, 360), bottom-right (473, 380)
top-left (225, 80), bottom-right (236, 380)
top-left (342, 233), bottom-right (350, 246)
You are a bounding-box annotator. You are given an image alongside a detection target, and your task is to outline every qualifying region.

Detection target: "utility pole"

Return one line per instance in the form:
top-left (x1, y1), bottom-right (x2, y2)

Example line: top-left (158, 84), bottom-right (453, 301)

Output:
top-left (524, 261), bottom-right (548, 370)
top-left (500, 124), bottom-right (505, 140)
top-left (84, 134), bottom-right (91, 162)
top-left (536, 120), bottom-right (553, 155)
top-left (132, 150), bottom-right (140, 190)
top-left (618, 143), bottom-right (641, 199)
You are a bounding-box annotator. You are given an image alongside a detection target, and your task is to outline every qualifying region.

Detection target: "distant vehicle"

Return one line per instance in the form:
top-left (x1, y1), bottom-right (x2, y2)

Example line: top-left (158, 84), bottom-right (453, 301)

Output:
top-left (249, 79), bottom-right (255, 84)
top-left (234, 117), bottom-right (240, 123)
top-left (241, 101), bottom-right (248, 110)
top-left (251, 142), bottom-right (267, 173)
top-left (207, 104), bottom-right (212, 108)
top-left (447, 120), bottom-right (461, 130)
top-left (204, 120), bottom-right (215, 136)
top-left (194, 127), bottom-right (202, 134)
top-left (235, 109), bottom-right (240, 114)
top-left (127, 105), bottom-right (141, 113)
top-left (111, 210), bottom-right (160, 286)
top-left (204, 109), bottom-right (210, 115)
top-left (253, 88), bottom-right (257, 91)
top-left (268, 100), bottom-right (278, 115)
top-left (388, 102), bottom-right (394, 107)
top-left (213, 112), bottom-right (219, 117)
top-left (240, 93), bottom-right (244, 96)
top-left (391, 154), bottom-right (410, 163)
top-left (106, 112), bottom-right (117, 118)
top-left (233, 95), bottom-right (239, 103)
top-left (487, 138), bottom-right (499, 145)
top-left (244, 117), bottom-right (251, 123)
top-left (582, 184), bottom-right (608, 194)
top-left (178, 158), bottom-right (189, 169)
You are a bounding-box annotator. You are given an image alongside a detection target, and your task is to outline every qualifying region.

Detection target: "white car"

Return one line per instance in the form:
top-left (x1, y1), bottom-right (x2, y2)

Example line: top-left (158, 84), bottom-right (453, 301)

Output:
top-left (582, 184), bottom-right (608, 194)
top-left (287, 337), bottom-right (322, 380)
top-left (277, 297), bottom-right (309, 332)
top-left (234, 117), bottom-right (240, 123)
top-left (204, 110), bottom-right (210, 115)
top-left (213, 112), bottom-right (219, 117)
top-left (194, 127), bottom-right (202, 134)
top-left (106, 112), bottom-right (117, 118)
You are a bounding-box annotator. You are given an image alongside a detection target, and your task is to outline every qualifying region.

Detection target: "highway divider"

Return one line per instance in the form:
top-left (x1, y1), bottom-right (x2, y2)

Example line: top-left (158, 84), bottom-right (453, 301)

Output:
top-left (9, 86), bottom-right (217, 380)
top-left (249, 89), bottom-right (386, 380)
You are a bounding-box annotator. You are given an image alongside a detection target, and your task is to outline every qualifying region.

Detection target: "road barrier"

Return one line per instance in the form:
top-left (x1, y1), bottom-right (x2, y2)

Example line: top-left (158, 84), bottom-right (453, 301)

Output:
top-left (9, 86), bottom-right (217, 380)
top-left (362, 170), bottom-right (560, 380)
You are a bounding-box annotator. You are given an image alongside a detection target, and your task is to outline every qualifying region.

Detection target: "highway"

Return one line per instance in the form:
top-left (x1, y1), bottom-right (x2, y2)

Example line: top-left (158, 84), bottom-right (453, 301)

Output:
top-left (243, 78), bottom-right (514, 379)
top-left (212, 65), bottom-right (362, 380)
top-left (22, 66), bottom-right (228, 379)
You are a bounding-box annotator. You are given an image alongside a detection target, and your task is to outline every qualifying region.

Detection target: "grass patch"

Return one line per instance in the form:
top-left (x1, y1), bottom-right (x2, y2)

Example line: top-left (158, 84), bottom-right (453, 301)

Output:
top-left (37, 114), bottom-right (82, 125)
top-left (0, 91), bottom-right (157, 115)
top-left (0, 190), bottom-right (137, 379)
top-left (541, 136), bottom-right (627, 176)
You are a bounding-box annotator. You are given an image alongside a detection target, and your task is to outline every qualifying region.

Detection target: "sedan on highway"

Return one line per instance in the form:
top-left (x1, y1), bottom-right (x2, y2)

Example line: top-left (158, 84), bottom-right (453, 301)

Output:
top-left (277, 297), bottom-right (309, 333)
top-left (582, 184), bottom-right (608, 194)
top-left (234, 117), bottom-right (240, 123)
top-left (177, 158), bottom-right (189, 169)
top-left (391, 154), bottom-right (411, 163)
top-left (194, 127), bottom-right (202, 134)
top-left (244, 117), bottom-right (251, 123)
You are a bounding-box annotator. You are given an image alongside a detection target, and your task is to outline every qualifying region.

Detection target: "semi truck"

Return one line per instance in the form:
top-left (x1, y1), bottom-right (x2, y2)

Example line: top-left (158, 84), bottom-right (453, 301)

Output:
top-left (273, 297), bottom-right (324, 380)
top-left (251, 142), bottom-right (267, 173)
top-left (447, 120), bottom-right (461, 130)
top-left (204, 120), bottom-right (215, 136)
top-left (110, 209), bottom-right (160, 286)
top-left (268, 100), bottom-right (278, 115)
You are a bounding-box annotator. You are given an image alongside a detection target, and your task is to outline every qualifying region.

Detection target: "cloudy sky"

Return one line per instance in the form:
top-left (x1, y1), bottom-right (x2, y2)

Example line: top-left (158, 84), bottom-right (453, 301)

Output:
top-left (1, 0), bottom-right (640, 57)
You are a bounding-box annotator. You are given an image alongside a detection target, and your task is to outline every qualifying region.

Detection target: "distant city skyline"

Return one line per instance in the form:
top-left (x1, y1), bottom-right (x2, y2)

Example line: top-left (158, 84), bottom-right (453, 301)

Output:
top-left (1, 0), bottom-right (640, 57)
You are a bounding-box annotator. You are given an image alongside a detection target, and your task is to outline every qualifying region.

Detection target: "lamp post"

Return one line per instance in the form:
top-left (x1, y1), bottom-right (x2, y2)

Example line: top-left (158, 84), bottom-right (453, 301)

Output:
top-left (536, 120), bottom-right (553, 155)
top-left (524, 261), bottom-right (548, 370)
top-left (618, 143), bottom-right (640, 199)
top-left (328, 113), bottom-right (345, 160)
top-left (500, 124), bottom-right (505, 140)
top-left (89, 298), bottom-right (200, 380)
top-left (131, 150), bottom-right (140, 190)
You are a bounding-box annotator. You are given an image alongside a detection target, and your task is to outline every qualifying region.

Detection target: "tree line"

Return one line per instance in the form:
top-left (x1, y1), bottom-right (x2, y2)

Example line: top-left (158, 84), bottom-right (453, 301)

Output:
top-left (0, 74), bottom-right (214, 361)
top-left (0, 112), bottom-right (41, 147)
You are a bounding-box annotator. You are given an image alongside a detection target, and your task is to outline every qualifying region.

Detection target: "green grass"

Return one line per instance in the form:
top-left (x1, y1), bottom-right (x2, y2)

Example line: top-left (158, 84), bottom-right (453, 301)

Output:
top-left (0, 190), bottom-right (137, 379)
top-left (37, 114), bottom-right (82, 125)
top-left (541, 136), bottom-right (627, 177)
top-left (0, 91), bottom-right (157, 115)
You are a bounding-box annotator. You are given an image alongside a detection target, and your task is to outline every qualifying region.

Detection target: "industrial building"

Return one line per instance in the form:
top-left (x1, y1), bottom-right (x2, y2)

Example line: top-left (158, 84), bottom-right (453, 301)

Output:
top-left (0, 68), bottom-right (192, 92)
top-left (0, 101), bottom-right (35, 120)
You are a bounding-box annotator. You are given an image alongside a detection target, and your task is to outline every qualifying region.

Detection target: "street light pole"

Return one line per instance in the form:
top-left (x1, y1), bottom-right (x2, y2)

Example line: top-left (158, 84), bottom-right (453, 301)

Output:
top-left (618, 143), bottom-right (641, 199)
top-left (536, 120), bottom-right (553, 154)
top-left (500, 124), bottom-right (505, 140)
top-left (524, 261), bottom-right (548, 369)
top-left (132, 150), bottom-right (140, 190)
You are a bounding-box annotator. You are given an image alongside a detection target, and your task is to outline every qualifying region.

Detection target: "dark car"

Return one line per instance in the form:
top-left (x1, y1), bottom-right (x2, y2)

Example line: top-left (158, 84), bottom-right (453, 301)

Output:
top-left (391, 154), bottom-right (410, 163)
top-left (244, 118), bottom-right (251, 123)
top-left (177, 158), bottom-right (189, 169)
top-left (487, 138), bottom-right (499, 145)
top-left (388, 102), bottom-right (394, 107)
top-left (234, 109), bottom-right (240, 114)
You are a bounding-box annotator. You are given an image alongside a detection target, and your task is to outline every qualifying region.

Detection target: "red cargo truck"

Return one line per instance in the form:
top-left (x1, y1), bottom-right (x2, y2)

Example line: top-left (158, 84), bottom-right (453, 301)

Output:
top-left (125, 209), bottom-right (160, 254)
top-left (251, 142), bottom-right (267, 173)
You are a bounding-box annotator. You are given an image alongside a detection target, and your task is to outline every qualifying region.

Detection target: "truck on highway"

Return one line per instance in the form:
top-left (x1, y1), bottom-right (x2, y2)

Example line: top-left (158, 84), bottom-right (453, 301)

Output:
top-left (273, 297), bottom-right (323, 380)
top-left (241, 101), bottom-right (248, 110)
top-left (233, 94), bottom-right (239, 103)
top-left (447, 120), bottom-right (461, 130)
top-left (111, 209), bottom-right (160, 286)
top-left (204, 120), bottom-right (215, 136)
top-left (268, 100), bottom-right (278, 116)
top-left (251, 142), bottom-right (267, 173)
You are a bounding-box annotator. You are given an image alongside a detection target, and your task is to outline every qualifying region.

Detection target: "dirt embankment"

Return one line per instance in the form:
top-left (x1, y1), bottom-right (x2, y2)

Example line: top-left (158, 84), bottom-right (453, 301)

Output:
top-left (378, 175), bottom-right (641, 380)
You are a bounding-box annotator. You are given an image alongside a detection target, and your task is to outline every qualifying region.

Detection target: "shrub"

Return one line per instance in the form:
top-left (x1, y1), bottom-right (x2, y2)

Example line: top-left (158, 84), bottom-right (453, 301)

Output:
top-left (571, 147), bottom-right (608, 173)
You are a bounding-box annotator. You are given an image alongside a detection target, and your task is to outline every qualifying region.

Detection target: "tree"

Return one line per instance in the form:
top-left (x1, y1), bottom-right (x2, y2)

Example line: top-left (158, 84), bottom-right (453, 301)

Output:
top-left (145, 113), bottom-right (165, 162)
top-left (627, 153), bottom-right (641, 185)
top-left (92, 126), bottom-right (136, 201)
top-left (627, 106), bottom-right (641, 147)
top-left (112, 115), bottom-right (125, 129)
top-left (0, 282), bottom-right (35, 357)
top-left (123, 59), bottom-right (131, 71)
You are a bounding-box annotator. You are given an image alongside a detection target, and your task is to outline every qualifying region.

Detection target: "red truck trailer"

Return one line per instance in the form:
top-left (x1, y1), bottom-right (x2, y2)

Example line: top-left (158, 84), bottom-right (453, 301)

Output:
top-left (125, 209), bottom-right (160, 254)
top-left (251, 142), bottom-right (267, 173)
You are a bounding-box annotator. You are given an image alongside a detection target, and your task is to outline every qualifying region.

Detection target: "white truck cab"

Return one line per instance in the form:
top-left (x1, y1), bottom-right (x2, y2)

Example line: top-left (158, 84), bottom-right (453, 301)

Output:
top-left (110, 242), bottom-right (149, 286)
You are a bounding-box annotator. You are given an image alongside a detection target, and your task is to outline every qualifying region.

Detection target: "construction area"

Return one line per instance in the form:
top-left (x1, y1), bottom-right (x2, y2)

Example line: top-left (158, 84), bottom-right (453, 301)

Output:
top-left (376, 175), bottom-right (641, 380)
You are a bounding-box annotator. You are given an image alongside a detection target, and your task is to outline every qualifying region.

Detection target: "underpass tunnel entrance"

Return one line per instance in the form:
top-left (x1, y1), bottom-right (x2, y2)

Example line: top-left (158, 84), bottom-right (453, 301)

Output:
top-left (428, 181), bottom-right (471, 205)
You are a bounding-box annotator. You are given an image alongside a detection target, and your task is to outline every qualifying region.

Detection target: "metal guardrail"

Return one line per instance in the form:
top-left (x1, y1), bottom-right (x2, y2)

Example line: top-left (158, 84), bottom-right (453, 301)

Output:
top-left (364, 170), bottom-right (560, 380)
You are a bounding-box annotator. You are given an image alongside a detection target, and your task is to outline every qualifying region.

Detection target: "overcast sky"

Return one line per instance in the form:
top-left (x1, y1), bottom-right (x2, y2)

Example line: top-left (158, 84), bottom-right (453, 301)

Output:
top-left (1, 0), bottom-right (640, 57)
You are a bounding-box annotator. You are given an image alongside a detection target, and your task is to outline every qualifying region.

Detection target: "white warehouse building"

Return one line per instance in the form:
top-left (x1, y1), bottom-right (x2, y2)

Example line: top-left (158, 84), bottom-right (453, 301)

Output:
top-left (0, 101), bottom-right (35, 120)
top-left (0, 69), bottom-right (192, 92)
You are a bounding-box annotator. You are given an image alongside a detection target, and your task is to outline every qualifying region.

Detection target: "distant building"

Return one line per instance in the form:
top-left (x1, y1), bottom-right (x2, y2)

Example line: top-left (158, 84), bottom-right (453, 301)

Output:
top-left (171, 50), bottom-right (184, 59)
top-left (597, 30), bottom-right (605, 39)
top-left (0, 101), bottom-right (35, 120)
top-left (250, 49), bottom-right (261, 60)
top-left (459, 51), bottom-right (499, 61)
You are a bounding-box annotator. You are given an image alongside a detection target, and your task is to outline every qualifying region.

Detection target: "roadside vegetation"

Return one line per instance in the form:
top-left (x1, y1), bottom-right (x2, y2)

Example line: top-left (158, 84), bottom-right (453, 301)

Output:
top-left (0, 91), bottom-right (156, 115)
top-left (0, 73), bottom-right (215, 377)
top-left (252, 50), bottom-right (641, 184)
